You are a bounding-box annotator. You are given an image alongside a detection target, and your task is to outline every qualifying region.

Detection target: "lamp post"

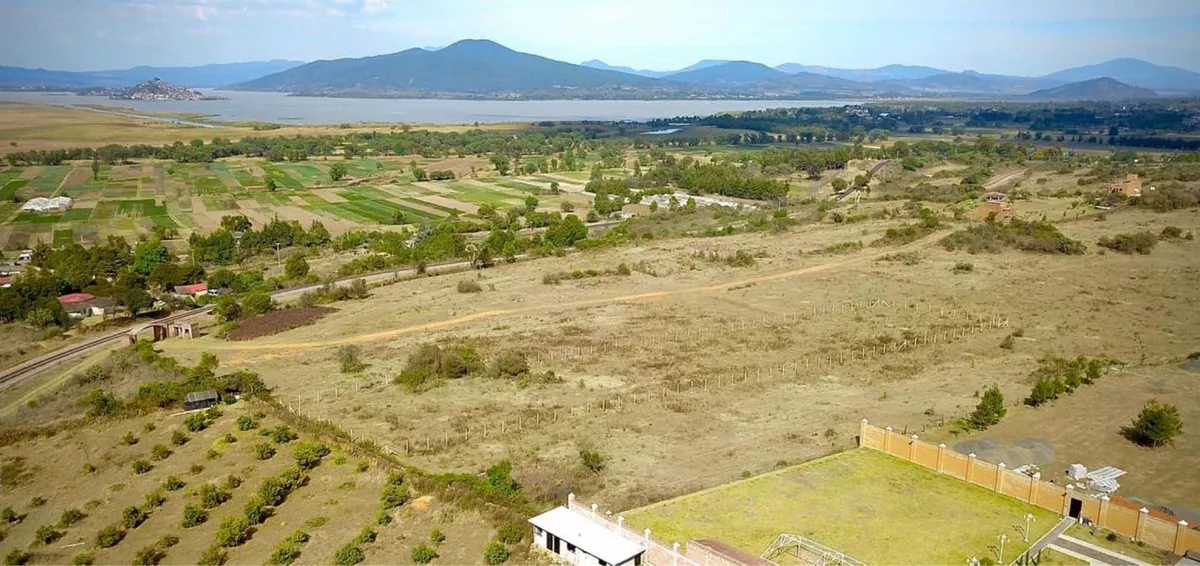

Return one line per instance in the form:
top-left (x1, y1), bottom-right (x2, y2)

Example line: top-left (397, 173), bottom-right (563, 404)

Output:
top-left (1023, 513), bottom-right (1035, 543)
top-left (997, 534), bottom-right (1008, 564)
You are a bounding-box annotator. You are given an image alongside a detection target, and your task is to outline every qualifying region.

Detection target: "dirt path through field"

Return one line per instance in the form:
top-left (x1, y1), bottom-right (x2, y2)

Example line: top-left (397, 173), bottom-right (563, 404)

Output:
top-left (206, 236), bottom-right (943, 358)
top-left (985, 169), bottom-right (1027, 190)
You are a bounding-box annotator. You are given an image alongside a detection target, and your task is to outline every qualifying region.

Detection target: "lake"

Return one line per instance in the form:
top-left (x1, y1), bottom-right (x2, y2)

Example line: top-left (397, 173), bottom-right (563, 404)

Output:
top-left (0, 90), bottom-right (854, 125)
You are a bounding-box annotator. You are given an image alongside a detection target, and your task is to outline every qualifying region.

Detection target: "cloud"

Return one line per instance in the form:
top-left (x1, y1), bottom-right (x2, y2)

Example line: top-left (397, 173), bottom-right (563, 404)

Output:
top-left (363, 0), bottom-right (387, 14)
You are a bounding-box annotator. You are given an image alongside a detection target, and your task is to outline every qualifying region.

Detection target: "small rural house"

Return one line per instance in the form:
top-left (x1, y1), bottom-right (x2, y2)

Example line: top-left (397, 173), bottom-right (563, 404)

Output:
top-left (1110, 174), bottom-right (1142, 198)
top-left (529, 506), bottom-right (645, 566)
top-left (57, 293), bottom-right (115, 318)
top-left (983, 191), bottom-right (1007, 203)
top-left (172, 282), bottom-right (209, 300)
top-left (184, 390), bottom-right (220, 411)
top-left (21, 196), bottom-right (73, 214)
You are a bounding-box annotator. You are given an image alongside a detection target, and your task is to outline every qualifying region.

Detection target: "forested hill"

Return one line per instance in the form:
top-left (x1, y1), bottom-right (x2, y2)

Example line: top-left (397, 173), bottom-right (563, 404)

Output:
top-left (1023, 78), bottom-right (1158, 101)
top-left (233, 39), bottom-right (675, 97)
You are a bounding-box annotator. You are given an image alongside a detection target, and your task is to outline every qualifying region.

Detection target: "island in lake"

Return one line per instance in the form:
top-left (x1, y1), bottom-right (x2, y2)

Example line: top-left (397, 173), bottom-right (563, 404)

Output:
top-left (80, 78), bottom-right (226, 101)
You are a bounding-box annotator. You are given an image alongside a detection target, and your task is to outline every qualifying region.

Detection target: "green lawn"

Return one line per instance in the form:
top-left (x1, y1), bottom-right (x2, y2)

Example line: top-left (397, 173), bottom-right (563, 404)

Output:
top-left (624, 449), bottom-right (1058, 565)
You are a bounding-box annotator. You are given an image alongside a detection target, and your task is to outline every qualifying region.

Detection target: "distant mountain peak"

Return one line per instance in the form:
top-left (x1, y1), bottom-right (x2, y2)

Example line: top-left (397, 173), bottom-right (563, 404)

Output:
top-left (1024, 77), bottom-right (1158, 101)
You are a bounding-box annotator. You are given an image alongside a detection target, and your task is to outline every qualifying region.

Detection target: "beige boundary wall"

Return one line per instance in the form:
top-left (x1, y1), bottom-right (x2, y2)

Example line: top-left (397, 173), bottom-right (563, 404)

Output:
top-left (859, 420), bottom-right (1200, 556)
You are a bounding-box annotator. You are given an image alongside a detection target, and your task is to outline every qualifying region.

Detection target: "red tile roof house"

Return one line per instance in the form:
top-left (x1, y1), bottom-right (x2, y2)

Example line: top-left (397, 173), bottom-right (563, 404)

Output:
top-left (172, 282), bottom-right (209, 300)
top-left (57, 293), bottom-right (115, 318)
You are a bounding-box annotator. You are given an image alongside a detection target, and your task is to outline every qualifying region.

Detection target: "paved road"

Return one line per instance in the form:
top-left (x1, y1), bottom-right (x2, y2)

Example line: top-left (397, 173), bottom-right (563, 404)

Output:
top-left (1050, 535), bottom-right (1151, 566)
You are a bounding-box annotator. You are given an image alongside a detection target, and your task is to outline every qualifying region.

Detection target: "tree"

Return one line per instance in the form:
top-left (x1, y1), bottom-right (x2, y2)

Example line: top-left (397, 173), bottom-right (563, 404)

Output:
top-left (1121, 399), bottom-right (1183, 447)
top-left (122, 287), bottom-right (154, 316)
top-left (649, 200), bottom-right (659, 213)
top-left (523, 196), bottom-right (538, 212)
top-left (545, 215), bottom-right (587, 247)
top-left (832, 178), bottom-right (848, 193)
top-left (489, 155), bottom-right (510, 176)
top-left (264, 176), bottom-right (277, 192)
top-left (549, 181), bottom-right (560, 194)
top-left (91, 156), bottom-right (101, 181)
top-left (241, 293), bottom-right (273, 317)
top-left (329, 163), bottom-right (347, 182)
top-left (969, 385), bottom-right (1006, 429)
top-left (133, 240), bottom-right (171, 276)
top-left (412, 167), bottom-right (427, 181)
top-left (284, 253), bottom-right (309, 279)
top-left (391, 210), bottom-right (406, 225)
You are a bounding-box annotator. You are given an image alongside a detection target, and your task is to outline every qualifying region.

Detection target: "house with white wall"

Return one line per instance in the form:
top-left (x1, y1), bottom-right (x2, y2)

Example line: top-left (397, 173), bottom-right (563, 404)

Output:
top-left (529, 506), bottom-right (646, 566)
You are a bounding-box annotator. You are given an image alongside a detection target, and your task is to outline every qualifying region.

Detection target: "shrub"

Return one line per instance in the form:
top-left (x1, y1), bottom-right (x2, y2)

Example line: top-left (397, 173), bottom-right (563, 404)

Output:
top-left (1121, 399), bottom-right (1184, 447)
top-left (224, 475), bottom-right (243, 489)
top-left (430, 528), bottom-right (446, 545)
top-left (941, 219), bottom-right (1085, 254)
top-left (71, 551), bottom-right (94, 565)
top-left (337, 346), bottom-right (366, 373)
top-left (1160, 226), bottom-right (1183, 239)
top-left (58, 508), bottom-right (86, 527)
top-left (150, 444), bottom-right (172, 461)
top-left (256, 442), bottom-right (277, 460)
top-left (132, 544), bottom-right (165, 566)
top-left (243, 496), bottom-right (272, 525)
top-left (334, 544), bottom-right (364, 566)
top-left (144, 491), bottom-right (166, 509)
top-left (411, 544), bottom-right (437, 564)
top-left (170, 430), bottom-right (189, 446)
top-left (293, 442), bottom-right (331, 470)
top-left (1097, 232), bottom-right (1157, 254)
top-left (579, 445), bottom-right (605, 474)
top-left (122, 432), bottom-right (139, 445)
top-left (264, 426), bottom-right (297, 444)
top-left (376, 510), bottom-right (392, 526)
top-left (483, 541), bottom-right (509, 565)
top-left (969, 385), bottom-right (1006, 430)
top-left (182, 505), bottom-right (208, 528)
top-left (496, 523), bottom-right (525, 545)
top-left (131, 459), bottom-right (152, 474)
top-left (1, 506), bottom-right (20, 524)
top-left (199, 484), bottom-right (232, 509)
top-left (490, 351), bottom-right (530, 379)
top-left (95, 524), bottom-right (125, 548)
top-left (197, 545), bottom-right (225, 566)
top-left (29, 497), bottom-right (46, 507)
top-left (354, 526), bottom-right (376, 545)
top-left (80, 390), bottom-right (122, 417)
top-left (122, 506), bottom-right (147, 529)
top-left (257, 468), bottom-right (306, 506)
top-left (952, 262), bottom-right (974, 273)
top-left (4, 549), bottom-right (30, 566)
top-left (236, 415), bottom-right (257, 431)
top-left (457, 280), bottom-right (482, 293)
top-left (163, 476), bottom-right (186, 491)
top-left (1025, 375), bottom-right (1064, 407)
top-left (999, 334), bottom-right (1015, 350)
top-left (215, 516), bottom-right (252, 547)
top-left (185, 413), bottom-right (210, 432)
top-left (35, 524), bottom-right (64, 544)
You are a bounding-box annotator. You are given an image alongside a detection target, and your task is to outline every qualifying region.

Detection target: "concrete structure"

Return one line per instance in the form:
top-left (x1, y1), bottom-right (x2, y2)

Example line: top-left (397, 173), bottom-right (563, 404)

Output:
top-left (1111, 174), bottom-right (1143, 198)
top-left (169, 321), bottom-right (198, 339)
top-left (128, 323), bottom-right (168, 344)
top-left (530, 506), bottom-right (646, 566)
top-left (184, 390), bottom-right (219, 411)
top-left (20, 196), bottom-right (73, 213)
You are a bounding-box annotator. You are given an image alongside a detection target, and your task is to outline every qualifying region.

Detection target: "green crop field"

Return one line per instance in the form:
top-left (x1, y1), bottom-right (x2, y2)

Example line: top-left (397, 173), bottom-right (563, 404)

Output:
top-left (442, 181), bottom-right (524, 207)
top-left (52, 228), bottom-right (74, 247)
top-left (625, 449), bottom-right (1059, 565)
top-left (261, 164), bottom-right (305, 189)
top-left (231, 168), bottom-right (262, 188)
top-left (26, 166), bottom-right (71, 196)
top-left (0, 180), bottom-right (27, 201)
top-left (12, 212), bottom-right (63, 224)
top-left (61, 208), bottom-right (94, 222)
top-left (192, 173), bottom-right (228, 194)
top-left (486, 178), bottom-right (546, 194)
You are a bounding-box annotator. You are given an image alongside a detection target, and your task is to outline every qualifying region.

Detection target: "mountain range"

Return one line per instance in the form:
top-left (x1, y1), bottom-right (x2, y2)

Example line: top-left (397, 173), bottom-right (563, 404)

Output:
top-left (3, 40), bottom-right (1197, 101)
top-left (0, 60), bottom-right (304, 89)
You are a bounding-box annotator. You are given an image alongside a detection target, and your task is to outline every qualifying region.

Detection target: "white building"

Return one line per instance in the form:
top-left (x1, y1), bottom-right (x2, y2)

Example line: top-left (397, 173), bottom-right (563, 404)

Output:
top-left (529, 506), bottom-right (646, 566)
top-left (21, 196), bottom-right (73, 213)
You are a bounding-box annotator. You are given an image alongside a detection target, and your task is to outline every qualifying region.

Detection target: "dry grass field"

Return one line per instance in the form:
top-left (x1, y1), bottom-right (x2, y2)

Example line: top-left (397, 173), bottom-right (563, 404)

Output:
top-left (110, 201), bottom-right (1200, 519)
top-left (0, 103), bottom-right (520, 155)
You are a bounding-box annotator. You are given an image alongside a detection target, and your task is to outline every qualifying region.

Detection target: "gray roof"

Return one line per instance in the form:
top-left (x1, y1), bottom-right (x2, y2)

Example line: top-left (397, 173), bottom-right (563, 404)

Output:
top-left (185, 390), bottom-right (219, 403)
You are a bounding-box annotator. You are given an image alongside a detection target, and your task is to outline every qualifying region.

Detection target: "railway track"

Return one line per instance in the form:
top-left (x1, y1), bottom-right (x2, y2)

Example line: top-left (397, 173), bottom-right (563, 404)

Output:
top-left (0, 305), bottom-right (214, 389)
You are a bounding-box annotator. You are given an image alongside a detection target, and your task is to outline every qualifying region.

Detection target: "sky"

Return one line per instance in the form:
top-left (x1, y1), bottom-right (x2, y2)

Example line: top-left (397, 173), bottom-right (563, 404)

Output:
top-left (1, 0), bottom-right (1199, 75)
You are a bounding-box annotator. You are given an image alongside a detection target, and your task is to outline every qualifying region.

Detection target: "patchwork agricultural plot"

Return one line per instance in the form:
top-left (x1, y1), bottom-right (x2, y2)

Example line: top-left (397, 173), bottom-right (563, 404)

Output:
top-left (0, 158), bottom-right (601, 249)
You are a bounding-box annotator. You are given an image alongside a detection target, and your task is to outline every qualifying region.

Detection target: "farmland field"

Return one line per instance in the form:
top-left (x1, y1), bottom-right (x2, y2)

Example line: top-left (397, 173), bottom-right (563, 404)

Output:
top-left (624, 448), bottom-right (1058, 564)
